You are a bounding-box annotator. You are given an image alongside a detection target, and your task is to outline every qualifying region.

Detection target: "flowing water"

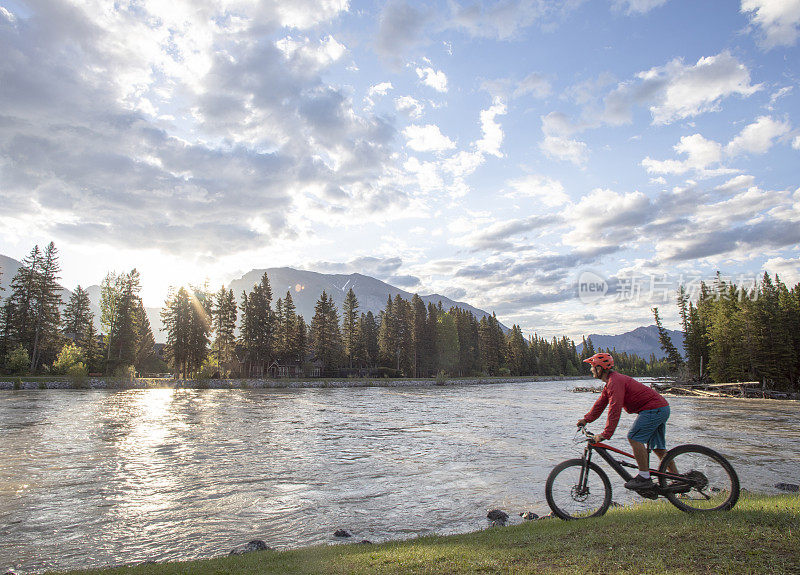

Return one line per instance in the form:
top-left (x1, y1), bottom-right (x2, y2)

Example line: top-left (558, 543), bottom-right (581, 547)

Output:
top-left (1, 380), bottom-right (798, 572)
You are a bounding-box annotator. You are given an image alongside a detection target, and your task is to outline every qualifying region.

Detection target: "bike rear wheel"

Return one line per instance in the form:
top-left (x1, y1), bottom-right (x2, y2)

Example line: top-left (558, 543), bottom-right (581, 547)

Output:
top-left (658, 444), bottom-right (740, 512)
top-left (545, 458), bottom-right (612, 520)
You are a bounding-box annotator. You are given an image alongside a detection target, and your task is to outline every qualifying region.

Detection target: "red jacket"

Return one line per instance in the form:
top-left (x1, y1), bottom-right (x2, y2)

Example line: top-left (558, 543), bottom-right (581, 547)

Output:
top-left (584, 371), bottom-right (668, 439)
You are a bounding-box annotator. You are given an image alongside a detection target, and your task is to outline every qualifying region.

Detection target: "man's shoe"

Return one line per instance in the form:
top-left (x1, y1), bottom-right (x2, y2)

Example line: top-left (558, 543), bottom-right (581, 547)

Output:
top-left (624, 475), bottom-right (654, 490)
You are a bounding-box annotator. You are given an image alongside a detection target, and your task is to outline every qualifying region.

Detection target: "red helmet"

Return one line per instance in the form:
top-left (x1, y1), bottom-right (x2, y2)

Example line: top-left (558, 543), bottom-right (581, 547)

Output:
top-left (583, 352), bottom-right (614, 370)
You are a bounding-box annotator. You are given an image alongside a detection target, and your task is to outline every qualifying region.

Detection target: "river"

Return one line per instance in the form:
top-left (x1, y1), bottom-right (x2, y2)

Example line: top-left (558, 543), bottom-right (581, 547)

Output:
top-left (1, 380), bottom-right (798, 572)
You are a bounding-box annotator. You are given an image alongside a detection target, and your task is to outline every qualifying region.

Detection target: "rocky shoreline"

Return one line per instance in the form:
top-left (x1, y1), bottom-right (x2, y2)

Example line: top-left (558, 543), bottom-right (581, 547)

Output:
top-left (0, 374), bottom-right (588, 391)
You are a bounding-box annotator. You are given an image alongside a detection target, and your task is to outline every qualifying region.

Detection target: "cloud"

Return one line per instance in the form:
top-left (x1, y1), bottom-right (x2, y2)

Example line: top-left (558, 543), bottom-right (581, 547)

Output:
top-left (395, 95), bottom-right (424, 118)
top-left (641, 133), bottom-right (728, 176)
top-left (453, 215), bottom-right (561, 252)
top-left (742, 0), bottom-right (800, 49)
top-left (726, 115), bottom-right (791, 155)
top-left (564, 188), bottom-right (653, 250)
top-left (403, 124), bottom-right (456, 152)
top-left (715, 174), bottom-right (756, 194)
top-left (540, 136), bottom-right (588, 166)
top-left (312, 256), bottom-right (404, 277)
top-left (387, 274), bottom-right (421, 287)
top-left (476, 99), bottom-right (507, 158)
top-left (446, 0), bottom-right (580, 39)
top-left (513, 73), bottom-right (552, 99)
top-left (611, 0), bottom-right (668, 14)
top-left (763, 256), bottom-right (800, 285)
top-left (0, 0), bottom-right (405, 258)
top-left (538, 111), bottom-right (588, 166)
top-left (415, 66), bottom-right (448, 92)
top-left (603, 52), bottom-right (761, 125)
top-left (642, 116), bottom-right (791, 178)
top-left (368, 82), bottom-right (394, 97)
top-left (375, 1), bottom-right (432, 63)
top-left (794, 135), bottom-right (800, 150)
top-left (505, 175), bottom-right (569, 206)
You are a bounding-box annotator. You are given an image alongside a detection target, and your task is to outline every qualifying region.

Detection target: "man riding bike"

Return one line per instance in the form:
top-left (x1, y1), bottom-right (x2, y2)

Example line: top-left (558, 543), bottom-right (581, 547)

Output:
top-left (577, 352), bottom-right (675, 492)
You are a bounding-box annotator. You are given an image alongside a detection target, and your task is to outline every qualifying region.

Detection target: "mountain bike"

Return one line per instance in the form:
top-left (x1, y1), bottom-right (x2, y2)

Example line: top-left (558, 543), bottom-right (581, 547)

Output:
top-left (545, 426), bottom-right (740, 520)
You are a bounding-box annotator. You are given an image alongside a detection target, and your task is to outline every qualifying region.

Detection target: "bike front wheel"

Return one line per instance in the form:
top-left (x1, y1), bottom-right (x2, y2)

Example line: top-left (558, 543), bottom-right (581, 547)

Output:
top-left (658, 444), bottom-right (740, 512)
top-left (545, 458), bottom-right (612, 520)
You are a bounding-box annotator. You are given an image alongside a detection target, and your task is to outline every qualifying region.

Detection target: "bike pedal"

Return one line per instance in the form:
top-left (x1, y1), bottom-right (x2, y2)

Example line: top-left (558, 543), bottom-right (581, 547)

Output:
top-left (637, 488), bottom-right (659, 500)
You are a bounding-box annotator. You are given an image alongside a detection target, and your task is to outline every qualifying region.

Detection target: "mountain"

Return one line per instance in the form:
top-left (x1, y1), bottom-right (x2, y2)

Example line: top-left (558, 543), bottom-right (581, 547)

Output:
top-left (1, 253), bottom-right (75, 318)
top-left (3, 255), bottom-right (505, 344)
top-left (227, 267), bottom-right (508, 333)
top-left (577, 325), bottom-right (685, 361)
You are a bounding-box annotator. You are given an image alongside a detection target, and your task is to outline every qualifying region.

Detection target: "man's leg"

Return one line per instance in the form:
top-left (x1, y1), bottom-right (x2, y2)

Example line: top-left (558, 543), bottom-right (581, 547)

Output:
top-left (630, 438), bottom-right (650, 472)
top-left (653, 448), bottom-right (678, 474)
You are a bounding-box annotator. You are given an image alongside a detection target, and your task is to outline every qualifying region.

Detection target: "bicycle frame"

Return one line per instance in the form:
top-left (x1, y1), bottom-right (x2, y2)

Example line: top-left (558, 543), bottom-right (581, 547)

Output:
top-left (580, 439), bottom-right (690, 494)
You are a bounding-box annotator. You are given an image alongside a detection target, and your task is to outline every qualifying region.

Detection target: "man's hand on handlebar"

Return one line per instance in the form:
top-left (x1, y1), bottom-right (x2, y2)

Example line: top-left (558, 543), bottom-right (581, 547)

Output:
top-left (576, 422), bottom-right (605, 443)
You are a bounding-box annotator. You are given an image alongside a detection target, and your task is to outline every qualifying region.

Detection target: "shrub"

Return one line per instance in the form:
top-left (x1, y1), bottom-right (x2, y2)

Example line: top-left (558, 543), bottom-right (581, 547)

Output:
top-left (498, 367), bottom-right (511, 376)
top-left (52, 343), bottom-right (85, 375)
top-left (69, 363), bottom-right (89, 389)
top-left (435, 370), bottom-right (448, 385)
top-left (6, 345), bottom-right (30, 375)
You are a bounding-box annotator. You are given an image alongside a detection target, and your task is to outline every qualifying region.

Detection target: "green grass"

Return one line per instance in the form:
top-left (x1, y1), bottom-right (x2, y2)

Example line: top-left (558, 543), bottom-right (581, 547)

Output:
top-left (49, 493), bottom-right (799, 575)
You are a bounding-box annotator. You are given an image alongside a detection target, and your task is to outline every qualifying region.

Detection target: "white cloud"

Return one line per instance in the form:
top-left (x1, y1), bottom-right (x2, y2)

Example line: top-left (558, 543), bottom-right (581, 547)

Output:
top-left (395, 95), bottom-right (424, 118)
top-left (539, 111), bottom-right (587, 165)
top-left (612, 0), bottom-right (668, 15)
top-left (742, 0), bottom-right (800, 49)
top-left (513, 73), bottom-right (552, 98)
top-left (276, 35), bottom-right (347, 71)
top-left (274, 0), bottom-right (351, 29)
top-left (368, 82), bottom-right (394, 97)
top-left (716, 174), bottom-right (756, 194)
top-left (604, 52), bottom-right (761, 125)
top-left (763, 256), bottom-right (800, 284)
top-left (794, 135), bottom-right (800, 150)
top-left (642, 134), bottom-right (724, 176)
top-left (506, 175), bottom-right (569, 206)
top-left (540, 136), bottom-right (588, 166)
top-left (726, 115), bottom-right (791, 155)
top-left (416, 66), bottom-right (448, 92)
top-left (403, 124), bottom-right (456, 152)
top-left (476, 99), bottom-right (507, 158)
top-left (564, 188), bottom-right (651, 249)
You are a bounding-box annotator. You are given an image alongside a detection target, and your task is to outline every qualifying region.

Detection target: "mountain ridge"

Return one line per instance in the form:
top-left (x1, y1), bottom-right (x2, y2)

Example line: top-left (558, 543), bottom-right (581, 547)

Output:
top-left (577, 325), bottom-right (685, 361)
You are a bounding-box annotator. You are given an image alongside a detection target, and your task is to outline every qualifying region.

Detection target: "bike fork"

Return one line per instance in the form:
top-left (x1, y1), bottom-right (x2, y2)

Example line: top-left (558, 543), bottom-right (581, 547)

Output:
top-left (579, 446), bottom-right (593, 490)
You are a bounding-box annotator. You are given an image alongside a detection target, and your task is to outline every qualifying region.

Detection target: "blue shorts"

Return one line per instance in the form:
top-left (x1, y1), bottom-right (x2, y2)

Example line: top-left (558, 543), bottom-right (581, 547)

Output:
top-left (627, 406), bottom-right (670, 450)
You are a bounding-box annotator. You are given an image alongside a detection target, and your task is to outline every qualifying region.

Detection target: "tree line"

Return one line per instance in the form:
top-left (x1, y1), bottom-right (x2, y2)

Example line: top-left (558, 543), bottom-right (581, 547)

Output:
top-left (162, 270), bottom-right (672, 379)
top-left (1, 241), bottom-right (672, 379)
top-left (0, 243), bottom-right (160, 377)
top-left (653, 272), bottom-right (800, 392)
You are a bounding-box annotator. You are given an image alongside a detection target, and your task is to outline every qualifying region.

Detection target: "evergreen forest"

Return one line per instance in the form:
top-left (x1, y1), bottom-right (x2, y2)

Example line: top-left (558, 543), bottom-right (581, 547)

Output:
top-left (6, 242), bottom-right (795, 387)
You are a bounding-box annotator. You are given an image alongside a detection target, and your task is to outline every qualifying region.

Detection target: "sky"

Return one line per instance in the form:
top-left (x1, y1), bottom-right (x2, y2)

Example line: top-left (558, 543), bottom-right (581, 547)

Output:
top-left (0, 0), bottom-right (799, 340)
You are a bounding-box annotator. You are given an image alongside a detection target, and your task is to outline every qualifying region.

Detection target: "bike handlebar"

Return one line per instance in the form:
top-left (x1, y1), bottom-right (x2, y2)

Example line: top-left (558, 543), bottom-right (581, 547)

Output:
top-left (577, 425), bottom-right (598, 441)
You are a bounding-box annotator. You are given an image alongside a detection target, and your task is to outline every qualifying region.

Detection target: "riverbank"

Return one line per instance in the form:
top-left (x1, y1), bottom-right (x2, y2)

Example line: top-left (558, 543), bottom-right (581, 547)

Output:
top-left (0, 374), bottom-right (588, 391)
top-left (34, 493), bottom-right (799, 575)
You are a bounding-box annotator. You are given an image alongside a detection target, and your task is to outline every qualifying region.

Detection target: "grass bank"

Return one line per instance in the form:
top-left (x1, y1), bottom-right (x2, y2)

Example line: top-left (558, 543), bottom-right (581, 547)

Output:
top-left (50, 493), bottom-right (799, 575)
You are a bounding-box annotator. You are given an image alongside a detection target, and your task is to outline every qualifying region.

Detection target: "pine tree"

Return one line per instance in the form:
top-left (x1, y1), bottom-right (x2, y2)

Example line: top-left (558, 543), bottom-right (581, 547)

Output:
top-left (506, 325), bottom-right (528, 375)
top-left (436, 310), bottom-right (459, 374)
top-left (99, 272), bottom-right (122, 373)
top-left (310, 291), bottom-right (343, 374)
top-left (8, 243), bottom-right (64, 371)
top-left (239, 273), bottom-right (275, 376)
top-left (132, 298), bottom-right (156, 373)
top-left (63, 286), bottom-right (93, 342)
top-left (652, 307), bottom-right (683, 369)
top-left (108, 269), bottom-right (142, 371)
top-left (162, 287), bottom-right (192, 378)
top-left (360, 311), bottom-right (379, 367)
top-left (212, 286), bottom-right (237, 375)
top-left (342, 288), bottom-right (360, 368)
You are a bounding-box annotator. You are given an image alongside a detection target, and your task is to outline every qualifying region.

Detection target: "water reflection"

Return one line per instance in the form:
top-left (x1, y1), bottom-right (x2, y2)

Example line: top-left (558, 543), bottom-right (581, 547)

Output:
top-left (0, 383), bottom-right (798, 573)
